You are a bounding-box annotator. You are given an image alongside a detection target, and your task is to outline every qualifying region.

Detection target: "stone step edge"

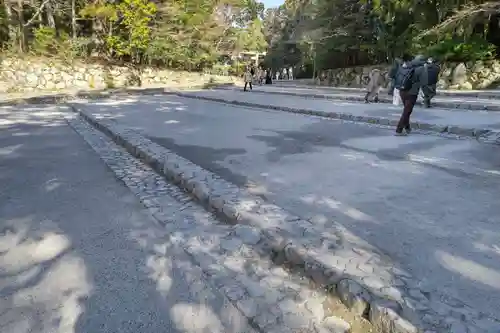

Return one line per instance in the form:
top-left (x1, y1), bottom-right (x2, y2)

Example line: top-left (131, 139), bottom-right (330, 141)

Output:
top-left (68, 114), bottom-right (339, 333)
top-left (0, 82), bottom-right (234, 106)
top-left (272, 84), bottom-right (500, 100)
top-left (70, 105), bottom-right (469, 333)
top-left (167, 92), bottom-right (500, 145)
top-left (217, 88), bottom-right (500, 111)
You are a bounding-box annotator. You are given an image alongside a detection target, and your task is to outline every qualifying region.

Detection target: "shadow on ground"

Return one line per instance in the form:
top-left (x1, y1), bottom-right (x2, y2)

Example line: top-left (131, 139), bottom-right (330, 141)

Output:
top-left (0, 105), bottom-right (256, 333)
top-left (69, 93), bottom-right (500, 328)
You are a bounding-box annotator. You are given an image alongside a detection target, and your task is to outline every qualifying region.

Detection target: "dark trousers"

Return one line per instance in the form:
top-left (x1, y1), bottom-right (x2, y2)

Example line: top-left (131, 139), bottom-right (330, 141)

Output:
top-left (421, 84), bottom-right (436, 107)
top-left (244, 82), bottom-right (252, 91)
top-left (364, 87), bottom-right (380, 102)
top-left (396, 91), bottom-right (417, 132)
top-left (387, 79), bottom-right (395, 95)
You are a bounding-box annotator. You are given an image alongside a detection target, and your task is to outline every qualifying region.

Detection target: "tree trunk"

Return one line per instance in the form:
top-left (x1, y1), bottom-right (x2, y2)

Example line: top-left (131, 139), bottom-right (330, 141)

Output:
top-left (71, 0), bottom-right (77, 38)
top-left (3, 1), bottom-right (17, 44)
top-left (45, 0), bottom-right (56, 28)
top-left (486, 14), bottom-right (500, 56)
top-left (16, 0), bottom-right (25, 52)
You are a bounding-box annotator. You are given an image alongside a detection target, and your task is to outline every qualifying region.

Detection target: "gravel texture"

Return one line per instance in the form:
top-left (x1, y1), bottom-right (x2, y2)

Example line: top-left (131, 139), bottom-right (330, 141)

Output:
top-left (67, 113), bottom-right (376, 333)
top-left (71, 104), bottom-right (500, 333)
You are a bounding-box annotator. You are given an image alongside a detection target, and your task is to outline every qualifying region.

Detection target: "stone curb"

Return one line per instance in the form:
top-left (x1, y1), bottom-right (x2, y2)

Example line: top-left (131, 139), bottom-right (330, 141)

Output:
top-left (271, 83), bottom-right (500, 100)
top-left (0, 82), bottom-right (235, 106)
top-left (70, 113), bottom-right (387, 333)
top-left (161, 92), bottom-right (500, 145)
top-left (225, 89), bottom-right (500, 111)
top-left (71, 105), bottom-right (491, 333)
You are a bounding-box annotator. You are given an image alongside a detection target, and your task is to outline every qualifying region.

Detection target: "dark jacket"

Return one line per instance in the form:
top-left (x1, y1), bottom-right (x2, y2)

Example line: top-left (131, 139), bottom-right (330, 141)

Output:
top-left (398, 59), bottom-right (427, 95)
top-left (426, 63), bottom-right (440, 86)
top-left (389, 59), bottom-right (402, 79)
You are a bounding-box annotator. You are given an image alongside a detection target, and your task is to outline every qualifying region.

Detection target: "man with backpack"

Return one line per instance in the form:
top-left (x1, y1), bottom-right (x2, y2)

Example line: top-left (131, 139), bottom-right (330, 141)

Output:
top-left (422, 57), bottom-right (440, 108)
top-left (393, 54), bottom-right (428, 136)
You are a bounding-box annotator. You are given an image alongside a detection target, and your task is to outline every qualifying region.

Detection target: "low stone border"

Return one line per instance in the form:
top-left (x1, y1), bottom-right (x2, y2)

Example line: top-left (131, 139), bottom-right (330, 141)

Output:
top-left (69, 113), bottom-right (377, 333)
top-left (216, 88), bottom-right (500, 111)
top-left (166, 92), bottom-right (500, 145)
top-left (0, 82), bottom-right (234, 107)
top-left (271, 82), bottom-right (500, 100)
top-left (71, 104), bottom-right (500, 333)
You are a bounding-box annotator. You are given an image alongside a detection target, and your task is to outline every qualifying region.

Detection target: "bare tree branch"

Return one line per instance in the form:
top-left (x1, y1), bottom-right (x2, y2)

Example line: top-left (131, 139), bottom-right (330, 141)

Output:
top-left (418, 2), bottom-right (500, 38)
top-left (24, 0), bottom-right (51, 27)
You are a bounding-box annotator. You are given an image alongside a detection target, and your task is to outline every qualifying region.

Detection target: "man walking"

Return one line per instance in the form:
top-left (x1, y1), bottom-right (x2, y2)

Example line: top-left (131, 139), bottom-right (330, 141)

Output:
top-left (364, 68), bottom-right (384, 103)
top-left (422, 57), bottom-right (440, 108)
top-left (243, 66), bottom-right (253, 92)
top-left (394, 54), bottom-right (428, 136)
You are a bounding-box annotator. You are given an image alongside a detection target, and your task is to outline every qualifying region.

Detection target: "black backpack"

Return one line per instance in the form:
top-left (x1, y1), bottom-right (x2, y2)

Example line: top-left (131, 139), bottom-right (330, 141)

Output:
top-left (395, 65), bottom-right (415, 91)
top-left (427, 63), bottom-right (440, 85)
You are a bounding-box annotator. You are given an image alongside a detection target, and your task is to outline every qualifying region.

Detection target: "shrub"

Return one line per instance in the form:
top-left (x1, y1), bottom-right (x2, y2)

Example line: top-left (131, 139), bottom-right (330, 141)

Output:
top-left (424, 36), bottom-right (496, 62)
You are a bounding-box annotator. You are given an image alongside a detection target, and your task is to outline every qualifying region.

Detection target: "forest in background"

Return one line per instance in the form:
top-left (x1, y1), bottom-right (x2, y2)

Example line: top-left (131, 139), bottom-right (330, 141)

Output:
top-left (0, 0), bottom-right (268, 72)
top-left (1, 0), bottom-right (500, 76)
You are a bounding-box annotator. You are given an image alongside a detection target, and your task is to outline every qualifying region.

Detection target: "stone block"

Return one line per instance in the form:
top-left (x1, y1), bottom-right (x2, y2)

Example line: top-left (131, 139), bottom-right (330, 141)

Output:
top-left (234, 225), bottom-right (261, 245)
top-left (320, 316), bottom-right (351, 333)
top-left (336, 279), bottom-right (371, 315)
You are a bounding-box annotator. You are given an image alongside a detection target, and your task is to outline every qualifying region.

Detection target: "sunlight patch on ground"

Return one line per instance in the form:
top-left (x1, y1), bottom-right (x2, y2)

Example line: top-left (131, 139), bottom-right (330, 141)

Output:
top-left (91, 98), bottom-right (139, 106)
top-left (408, 154), bottom-right (500, 178)
top-left (45, 178), bottom-right (63, 192)
top-left (156, 106), bottom-right (173, 112)
top-left (0, 222), bottom-right (91, 333)
top-left (0, 144), bottom-right (22, 156)
top-left (170, 303), bottom-right (224, 332)
top-left (340, 152), bottom-right (365, 161)
top-left (473, 243), bottom-right (500, 258)
top-left (146, 255), bottom-right (173, 297)
top-left (301, 195), bottom-right (377, 225)
top-left (0, 231), bottom-right (70, 272)
top-left (436, 250), bottom-right (500, 290)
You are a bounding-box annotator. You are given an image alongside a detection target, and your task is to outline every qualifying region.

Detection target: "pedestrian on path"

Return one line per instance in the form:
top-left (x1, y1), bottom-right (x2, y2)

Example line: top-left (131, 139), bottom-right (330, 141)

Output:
top-left (243, 66), bottom-right (253, 92)
top-left (394, 54), bottom-right (428, 135)
top-left (258, 67), bottom-right (266, 85)
top-left (265, 69), bottom-right (273, 84)
top-left (364, 68), bottom-right (384, 103)
top-left (422, 57), bottom-right (440, 108)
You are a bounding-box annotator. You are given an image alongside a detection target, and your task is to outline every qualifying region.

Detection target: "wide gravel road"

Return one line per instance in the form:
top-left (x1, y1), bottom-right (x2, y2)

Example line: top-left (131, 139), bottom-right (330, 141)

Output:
top-left (75, 92), bottom-right (500, 321)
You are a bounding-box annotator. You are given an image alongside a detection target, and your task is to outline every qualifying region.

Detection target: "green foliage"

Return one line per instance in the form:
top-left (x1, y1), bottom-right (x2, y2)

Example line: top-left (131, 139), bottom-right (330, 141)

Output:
top-left (263, 0), bottom-right (500, 72)
top-left (1, 0), bottom-right (268, 73)
top-left (104, 69), bottom-right (115, 88)
top-left (107, 0), bottom-right (157, 61)
top-left (236, 19), bottom-right (267, 52)
top-left (424, 37), bottom-right (496, 62)
top-left (31, 26), bottom-right (76, 60)
top-left (32, 26), bottom-right (58, 54)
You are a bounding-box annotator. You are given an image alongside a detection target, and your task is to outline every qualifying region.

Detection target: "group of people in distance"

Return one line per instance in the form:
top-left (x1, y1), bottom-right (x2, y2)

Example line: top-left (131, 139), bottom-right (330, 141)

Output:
top-left (242, 54), bottom-right (441, 137)
top-left (364, 54), bottom-right (441, 136)
top-left (243, 65), bottom-right (273, 91)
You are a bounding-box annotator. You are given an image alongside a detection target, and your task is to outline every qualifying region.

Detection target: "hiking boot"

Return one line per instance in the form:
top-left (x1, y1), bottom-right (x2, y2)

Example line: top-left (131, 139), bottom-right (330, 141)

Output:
top-left (405, 127), bottom-right (412, 134)
top-left (394, 131), bottom-right (407, 136)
